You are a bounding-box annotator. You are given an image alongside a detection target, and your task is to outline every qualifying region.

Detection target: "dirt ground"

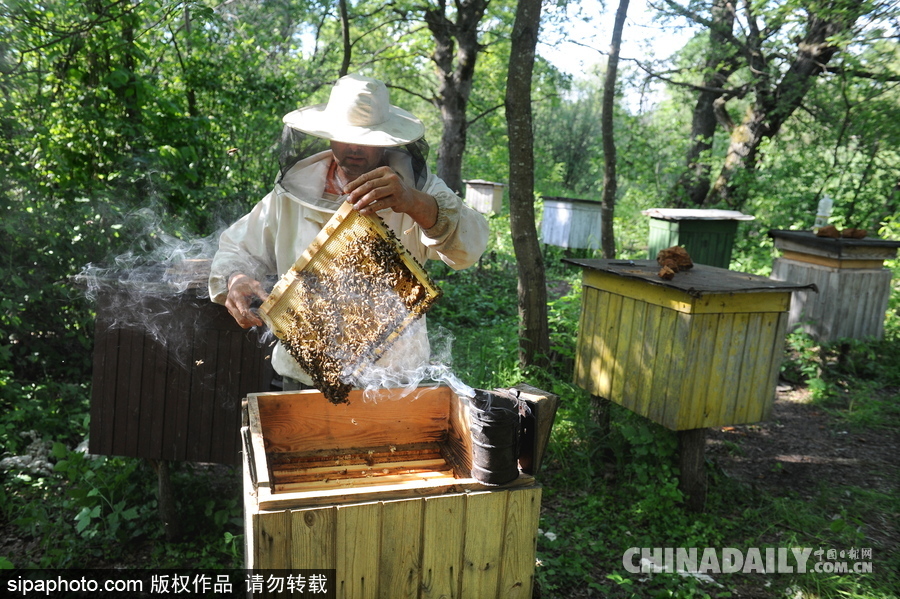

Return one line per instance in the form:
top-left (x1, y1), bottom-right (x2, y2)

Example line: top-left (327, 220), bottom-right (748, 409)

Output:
top-left (707, 383), bottom-right (899, 499)
top-left (705, 383), bottom-right (900, 573)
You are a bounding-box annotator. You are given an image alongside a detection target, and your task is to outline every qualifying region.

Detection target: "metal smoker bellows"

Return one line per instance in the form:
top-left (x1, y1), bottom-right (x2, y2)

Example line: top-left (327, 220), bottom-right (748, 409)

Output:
top-left (258, 202), bottom-right (442, 403)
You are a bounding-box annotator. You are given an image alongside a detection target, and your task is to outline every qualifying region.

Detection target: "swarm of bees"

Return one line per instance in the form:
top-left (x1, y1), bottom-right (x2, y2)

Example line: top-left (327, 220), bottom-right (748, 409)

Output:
top-left (277, 226), bottom-right (439, 404)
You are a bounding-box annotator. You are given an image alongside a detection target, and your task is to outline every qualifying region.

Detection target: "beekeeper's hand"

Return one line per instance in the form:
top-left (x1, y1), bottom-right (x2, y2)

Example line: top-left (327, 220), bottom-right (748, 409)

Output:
top-left (225, 273), bottom-right (268, 328)
top-left (344, 166), bottom-right (438, 229)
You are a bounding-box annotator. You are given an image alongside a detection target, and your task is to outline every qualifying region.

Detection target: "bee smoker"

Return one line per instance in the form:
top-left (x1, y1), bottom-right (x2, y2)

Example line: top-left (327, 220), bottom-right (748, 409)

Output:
top-left (468, 388), bottom-right (522, 485)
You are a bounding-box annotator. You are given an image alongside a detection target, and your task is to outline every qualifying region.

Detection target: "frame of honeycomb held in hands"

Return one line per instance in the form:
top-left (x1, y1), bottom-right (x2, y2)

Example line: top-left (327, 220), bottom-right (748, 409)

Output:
top-left (259, 202), bottom-right (442, 404)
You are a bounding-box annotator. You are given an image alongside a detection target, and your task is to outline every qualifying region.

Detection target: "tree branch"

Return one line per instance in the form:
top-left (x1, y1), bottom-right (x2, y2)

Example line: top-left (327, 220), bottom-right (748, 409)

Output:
top-left (9, 0), bottom-right (138, 58)
top-left (823, 65), bottom-right (900, 82)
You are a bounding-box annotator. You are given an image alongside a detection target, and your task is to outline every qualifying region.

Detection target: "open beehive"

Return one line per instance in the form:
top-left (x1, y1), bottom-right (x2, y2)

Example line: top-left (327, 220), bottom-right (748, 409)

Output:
top-left (242, 385), bottom-right (557, 597)
top-left (258, 202), bottom-right (442, 403)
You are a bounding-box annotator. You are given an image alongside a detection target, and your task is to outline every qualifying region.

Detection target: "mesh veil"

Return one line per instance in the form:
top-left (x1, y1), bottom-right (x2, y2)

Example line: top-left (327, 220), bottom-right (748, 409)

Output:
top-left (277, 126), bottom-right (431, 190)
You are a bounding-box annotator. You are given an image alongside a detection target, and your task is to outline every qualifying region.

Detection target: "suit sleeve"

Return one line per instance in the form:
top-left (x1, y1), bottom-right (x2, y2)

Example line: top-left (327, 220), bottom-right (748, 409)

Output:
top-left (208, 193), bottom-right (278, 304)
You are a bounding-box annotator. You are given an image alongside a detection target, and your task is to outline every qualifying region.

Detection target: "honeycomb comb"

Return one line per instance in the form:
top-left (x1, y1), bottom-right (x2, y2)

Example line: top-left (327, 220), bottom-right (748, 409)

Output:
top-left (259, 201), bottom-right (442, 403)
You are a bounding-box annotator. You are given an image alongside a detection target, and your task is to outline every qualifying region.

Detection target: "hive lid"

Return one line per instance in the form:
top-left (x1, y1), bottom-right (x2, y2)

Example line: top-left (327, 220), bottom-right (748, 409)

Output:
top-left (259, 202), bottom-right (442, 403)
top-left (642, 208), bottom-right (755, 221)
top-left (563, 258), bottom-right (816, 297)
top-left (768, 229), bottom-right (900, 258)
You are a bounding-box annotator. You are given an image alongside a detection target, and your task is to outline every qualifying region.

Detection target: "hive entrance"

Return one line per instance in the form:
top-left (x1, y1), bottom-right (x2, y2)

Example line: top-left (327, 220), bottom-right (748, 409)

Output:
top-left (259, 203), bottom-right (442, 403)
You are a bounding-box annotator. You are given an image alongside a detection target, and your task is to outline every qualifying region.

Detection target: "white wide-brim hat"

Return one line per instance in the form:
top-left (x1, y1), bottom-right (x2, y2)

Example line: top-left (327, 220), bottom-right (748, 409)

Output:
top-left (283, 74), bottom-right (425, 147)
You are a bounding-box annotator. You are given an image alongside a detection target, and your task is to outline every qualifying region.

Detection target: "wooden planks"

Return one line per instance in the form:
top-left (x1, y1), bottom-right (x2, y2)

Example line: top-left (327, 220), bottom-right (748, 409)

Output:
top-left (243, 386), bottom-right (545, 597)
top-left (249, 487), bottom-right (542, 599)
top-left (378, 498), bottom-right (423, 599)
top-left (254, 387), bottom-right (452, 454)
top-left (89, 289), bottom-right (273, 465)
top-left (582, 269), bottom-right (790, 314)
top-left (573, 282), bottom-right (790, 430)
top-left (463, 180), bottom-right (504, 214)
top-left (647, 217), bottom-right (741, 268)
top-left (772, 257), bottom-right (893, 342)
top-left (540, 198), bottom-right (603, 250)
top-left (421, 493), bottom-right (465, 598)
top-left (269, 444), bottom-right (456, 493)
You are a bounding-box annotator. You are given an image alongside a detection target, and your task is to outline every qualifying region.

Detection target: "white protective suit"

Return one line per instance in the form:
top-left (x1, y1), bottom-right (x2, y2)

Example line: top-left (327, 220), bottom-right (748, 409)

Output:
top-left (208, 149), bottom-right (490, 385)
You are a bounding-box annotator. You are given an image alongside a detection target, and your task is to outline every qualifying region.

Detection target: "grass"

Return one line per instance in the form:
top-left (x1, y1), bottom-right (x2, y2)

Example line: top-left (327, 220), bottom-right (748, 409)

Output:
top-left (1, 219), bottom-right (898, 599)
top-left (426, 235), bottom-right (900, 598)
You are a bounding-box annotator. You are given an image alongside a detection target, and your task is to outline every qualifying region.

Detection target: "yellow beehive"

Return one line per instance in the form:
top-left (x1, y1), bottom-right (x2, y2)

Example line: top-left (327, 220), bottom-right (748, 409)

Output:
top-left (568, 259), bottom-right (812, 430)
top-left (242, 385), bottom-right (553, 598)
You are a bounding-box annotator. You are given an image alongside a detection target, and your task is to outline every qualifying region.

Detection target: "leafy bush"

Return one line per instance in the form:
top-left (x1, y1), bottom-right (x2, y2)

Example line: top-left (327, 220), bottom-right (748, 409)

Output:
top-left (2, 433), bottom-right (243, 568)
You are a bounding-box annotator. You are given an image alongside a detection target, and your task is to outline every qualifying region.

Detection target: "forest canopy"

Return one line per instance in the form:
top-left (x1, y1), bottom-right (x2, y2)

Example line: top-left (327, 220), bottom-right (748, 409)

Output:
top-left (1, 0), bottom-right (898, 382)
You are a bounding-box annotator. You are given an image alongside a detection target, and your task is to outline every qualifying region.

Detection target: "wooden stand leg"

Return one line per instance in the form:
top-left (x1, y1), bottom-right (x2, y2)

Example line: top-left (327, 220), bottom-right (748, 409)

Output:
top-left (590, 395), bottom-right (611, 436)
top-left (590, 395), bottom-right (614, 462)
top-left (677, 428), bottom-right (708, 512)
top-left (149, 459), bottom-right (182, 541)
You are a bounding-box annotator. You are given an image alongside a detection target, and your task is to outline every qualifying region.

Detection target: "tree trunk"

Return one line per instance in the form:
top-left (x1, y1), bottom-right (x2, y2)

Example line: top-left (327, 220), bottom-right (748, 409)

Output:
top-left (672, 0), bottom-right (736, 207)
top-left (707, 2), bottom-right (867, 206)
top-left (707, 105), bottom-right (768, 206)
top-left (599, 0), bottom-right (630, 259)
top-left (338, 0), bottom-right (351, 77)
top-left (424, 0), bottom-right (488, 195)
top-left (506, 0), bottom-right (549, 368)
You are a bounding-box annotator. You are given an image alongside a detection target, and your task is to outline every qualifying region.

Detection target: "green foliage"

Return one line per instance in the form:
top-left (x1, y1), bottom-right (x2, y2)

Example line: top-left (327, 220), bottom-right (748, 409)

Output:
top-left (781, 329), bottom-right (900, 429)
top-left (533, 72), bottom-right (605, 197)
top-left (0, 378), bottom-right (89, 455)
top-left (2, 424), bottom-right (244, 568)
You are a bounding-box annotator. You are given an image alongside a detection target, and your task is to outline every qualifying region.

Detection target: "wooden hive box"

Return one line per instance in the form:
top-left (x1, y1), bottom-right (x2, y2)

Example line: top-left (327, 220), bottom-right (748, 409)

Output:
top-left (463, 179), bottom-right (504, 214)
top-left (566, 259), bottom-right (813, 431)
top-left (89, 264), bottom-right (273, 465)
top-left (540, 197), bottom-right (603, 250)
top-left (643, 208), bottom-right (755, 268)
top-left (242, 385), bottom-right (553, 599)
top-left (768, 230), bottom-right (900, 342)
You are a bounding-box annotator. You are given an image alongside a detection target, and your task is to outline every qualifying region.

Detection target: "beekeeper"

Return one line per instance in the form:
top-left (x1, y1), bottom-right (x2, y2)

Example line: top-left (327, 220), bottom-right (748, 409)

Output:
top-left (209, 74), bottom-right (489, 389)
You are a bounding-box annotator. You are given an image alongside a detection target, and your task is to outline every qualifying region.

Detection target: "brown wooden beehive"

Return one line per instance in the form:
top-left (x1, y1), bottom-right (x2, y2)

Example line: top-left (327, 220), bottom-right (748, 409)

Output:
top-left (259, 202), bottom-right (442, 403)
top-left (242, 385), bottom-right (557, 598)
top-left (88, 260), bottom-right (273, 465)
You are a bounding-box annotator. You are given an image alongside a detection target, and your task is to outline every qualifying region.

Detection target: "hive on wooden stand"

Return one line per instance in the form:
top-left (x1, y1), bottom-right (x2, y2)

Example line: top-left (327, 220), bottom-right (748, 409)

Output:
top-left (85, 259), bottom-right (274, 539)
top-left (242, 384), bottom-right (557, 599)
top-left (565, 258), bottom-right (813, 511)
top-left (768, 229), bottom-right (900, 343)
top-left (463, 179), bottom-right (504, 214)
top-left (540, 197), bottom-right (603, 250)
top-left (643, 208), bottom-right (755, 268)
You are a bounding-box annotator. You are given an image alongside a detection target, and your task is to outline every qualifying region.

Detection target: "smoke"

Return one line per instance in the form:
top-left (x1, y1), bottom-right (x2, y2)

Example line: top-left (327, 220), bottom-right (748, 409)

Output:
top-left (75, 206), bottom-right (483, 403)
top-left (352, 321), bottom-right (530, 418)
top-left (76, 207), bottom-right (217, 296)
top-left (350, 321), bottom-right (476, 402)
top-left (73, 206), bottom-right (270, 365)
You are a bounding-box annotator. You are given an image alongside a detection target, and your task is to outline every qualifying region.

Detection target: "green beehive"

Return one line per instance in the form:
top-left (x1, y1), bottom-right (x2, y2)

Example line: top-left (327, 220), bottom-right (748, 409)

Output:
top-left (644, 209), bottom-right (755, 268)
